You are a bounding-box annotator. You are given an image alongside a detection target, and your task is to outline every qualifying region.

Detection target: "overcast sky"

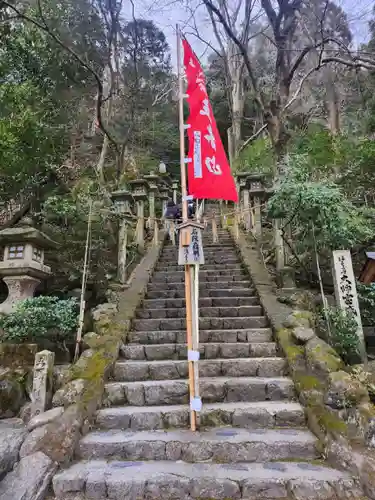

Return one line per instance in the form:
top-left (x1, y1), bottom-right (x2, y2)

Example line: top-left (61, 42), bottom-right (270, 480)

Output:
top-left (125, 0), bottom-right (374, 66)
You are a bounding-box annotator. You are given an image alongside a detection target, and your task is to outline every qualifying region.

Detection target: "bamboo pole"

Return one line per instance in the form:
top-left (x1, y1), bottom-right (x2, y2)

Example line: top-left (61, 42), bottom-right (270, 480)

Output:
top-left (177, 24), bottom-right (196, 431)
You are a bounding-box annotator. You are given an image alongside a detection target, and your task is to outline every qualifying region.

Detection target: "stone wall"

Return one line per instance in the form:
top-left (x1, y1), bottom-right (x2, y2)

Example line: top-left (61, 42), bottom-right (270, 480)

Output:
top-left (229, 226), bottom-right (375, 499)
top-left (0, 233), bottom-right (165, 499)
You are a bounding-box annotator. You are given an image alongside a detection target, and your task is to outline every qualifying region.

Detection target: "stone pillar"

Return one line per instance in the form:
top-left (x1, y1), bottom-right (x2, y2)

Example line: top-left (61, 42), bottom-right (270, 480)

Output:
top-left (31, 350), bottom-right (55, 417)
top-left (118, 219), bottom-right (128, 284)
top-left (253, 196), bottom-right (262, 237)
top-left (128, 179), bottom-right (148, 254)
top-left (136, 200), bottom-right (145, 252)
top-left (248, 174), bottom-right (266, 241)
top-left (243, 189), bottom-right (251, 231)
top-left (237, 174), bottom-right (248, 228)
top-left (172, 182), bottom-right (179, 205)
top-left (144, 172), bottom-right (159, 233)
top-left (332, 250), bottom-right (366, 361)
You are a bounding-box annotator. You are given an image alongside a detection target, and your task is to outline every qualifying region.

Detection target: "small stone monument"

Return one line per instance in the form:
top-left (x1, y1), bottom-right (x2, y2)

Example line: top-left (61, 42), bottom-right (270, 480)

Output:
top-left (31, 349), bottom-right (55, 417)
top-left (0, 218), bottom-right (57, 313)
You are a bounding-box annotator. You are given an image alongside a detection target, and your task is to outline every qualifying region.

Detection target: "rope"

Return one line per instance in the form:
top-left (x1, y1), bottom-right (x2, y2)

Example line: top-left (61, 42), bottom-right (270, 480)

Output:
top-left (74, 200), bottom-right (93, 363)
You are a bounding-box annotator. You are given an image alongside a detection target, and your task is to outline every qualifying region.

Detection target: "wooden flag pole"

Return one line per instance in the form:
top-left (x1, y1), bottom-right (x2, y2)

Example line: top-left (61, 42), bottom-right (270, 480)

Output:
top-left (176, 24), bottom-right (196, 431)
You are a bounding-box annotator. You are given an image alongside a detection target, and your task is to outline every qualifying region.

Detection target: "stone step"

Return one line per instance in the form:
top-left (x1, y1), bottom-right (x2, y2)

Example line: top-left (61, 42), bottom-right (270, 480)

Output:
top-left (162, 244), bottom-right (234, 252)
top-left (152, 271), bottom-right (247, 282)
top-left (135, 305), bottom-right (263, 319)
top-left (132, 316), bottom-right (268, 331)
top-left (156, 263), bottom-right (243, 271)
top-left (96, 401), bottom-right (306, 431)
top-left (53, 459), bottom-right (354, 500)
top-left (142, 296), bottom-right (260, 309)
top-left (121, 341), bottom-right (277, 360)
top-left (146, 288), bottom-right (256, 299)
top-left (113, 358), bottom-right (286, 382)
top-left (160, 252), bottom-right (238, 260)
top-left (159, 255), bottom-right (241, 267)
top-left (148, 281), bottom-right (253, 291)
top-left (126, 329), bottom-right (274, 346)
top-left (78, 428), bottom-right (318, 463)
top-left (103, 376), bottom-right (295, 406)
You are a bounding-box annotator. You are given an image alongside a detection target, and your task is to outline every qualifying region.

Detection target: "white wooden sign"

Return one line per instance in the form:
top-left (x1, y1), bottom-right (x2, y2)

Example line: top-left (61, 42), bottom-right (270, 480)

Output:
top-left (178, 226), bottom-right (204, 265)
top-left (332, 250), bottom-right (365, 357)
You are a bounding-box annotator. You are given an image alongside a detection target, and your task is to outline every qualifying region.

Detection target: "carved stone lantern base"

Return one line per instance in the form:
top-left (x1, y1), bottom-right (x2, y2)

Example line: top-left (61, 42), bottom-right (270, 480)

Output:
top-left (0, 275), bottom-right (41, 314)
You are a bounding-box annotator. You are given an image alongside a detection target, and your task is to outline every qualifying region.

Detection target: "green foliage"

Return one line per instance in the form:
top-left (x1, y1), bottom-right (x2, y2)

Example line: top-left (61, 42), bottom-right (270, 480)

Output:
top-left (267, 154), bottom-right (374, 254)
top-left (40, 190), bottom-right (118, 295)
top-left (316, 306), bottom-right (360, 365)
top-left (234, 137), bottom-right (274, 175)
top-left (357, 282), bottom-right (375, 327)
top-left (0, 296), bottom-right (78, 345)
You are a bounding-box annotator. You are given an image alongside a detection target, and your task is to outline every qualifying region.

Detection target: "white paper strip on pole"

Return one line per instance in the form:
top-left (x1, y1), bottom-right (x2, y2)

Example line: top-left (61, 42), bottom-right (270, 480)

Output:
top-left (192, 263), bottom-right (201, 412)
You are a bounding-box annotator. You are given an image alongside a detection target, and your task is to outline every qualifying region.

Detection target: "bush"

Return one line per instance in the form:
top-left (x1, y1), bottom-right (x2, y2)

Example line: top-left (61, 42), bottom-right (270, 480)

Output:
top-left (316, 306), bottom-right (361, 365)
top-left (357, 282), bottom-right (375, 327)
top-left (0, 296), bottom-right (78, 347)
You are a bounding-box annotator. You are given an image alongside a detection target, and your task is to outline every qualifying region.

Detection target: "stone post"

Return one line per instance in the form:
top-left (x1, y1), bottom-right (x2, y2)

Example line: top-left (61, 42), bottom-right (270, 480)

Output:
top-left (172, 181), bottom-right (179, 205)
top-left (144, 172), bottom-right (159, 233)
top-left (332, 250), bottom-right (366, 362)
top-left (31, 350), bottom-right (55, 417)
top-left (158, 186), bottom-right (170, 229)
top-left (237, 173), bottom-right (249, 229)
top-left (248, 174), bottom-right (265, 240)
top-left (129, 179), bottom-right (148, 253)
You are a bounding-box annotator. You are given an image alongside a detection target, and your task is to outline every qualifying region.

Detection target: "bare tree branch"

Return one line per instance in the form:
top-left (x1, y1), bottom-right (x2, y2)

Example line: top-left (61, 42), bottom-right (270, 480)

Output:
top-left (202, 0), bottom-right (265, 110)
top-left (238, 123), bottom-right (268, 153)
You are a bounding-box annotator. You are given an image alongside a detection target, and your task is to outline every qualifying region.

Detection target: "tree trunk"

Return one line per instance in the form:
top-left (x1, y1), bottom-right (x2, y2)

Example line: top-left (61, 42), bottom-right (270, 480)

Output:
top-left (324, 67), bottom-right (340, 135)
top-left (228, 41), bottom-right (245, 156)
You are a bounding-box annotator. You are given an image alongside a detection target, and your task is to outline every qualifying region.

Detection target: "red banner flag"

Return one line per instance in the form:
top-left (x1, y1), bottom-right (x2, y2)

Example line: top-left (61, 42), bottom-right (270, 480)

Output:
top-left (182, 39), bottom-right (238, 202)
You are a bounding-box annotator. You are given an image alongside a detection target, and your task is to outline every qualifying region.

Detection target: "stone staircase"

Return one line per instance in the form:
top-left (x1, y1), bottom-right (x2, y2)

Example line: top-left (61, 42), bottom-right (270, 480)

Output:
top-left (53, 229), bottom-right (361, 499)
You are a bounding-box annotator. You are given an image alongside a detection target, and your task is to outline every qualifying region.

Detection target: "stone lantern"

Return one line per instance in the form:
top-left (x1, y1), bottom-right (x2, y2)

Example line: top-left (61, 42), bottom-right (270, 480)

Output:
top-left (110, 190), bottom-right (135, 284)
top-left (0, 217), bottom-right (57, 313)
top-left (247, 173), bottom-right (266, 238)
top-left (128, 179), bottom-right (149, 252)
top-left (144, 171), bottom-right (159, 232)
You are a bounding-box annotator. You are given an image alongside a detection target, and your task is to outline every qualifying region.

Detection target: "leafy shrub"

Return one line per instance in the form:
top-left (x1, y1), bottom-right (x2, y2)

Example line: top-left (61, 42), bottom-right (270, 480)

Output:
top-left (357, 282), bottom-right (375, 327)
top-left (0, 296), bottom-right (78, 346)
top-left (316, 306), bottom-right (361, 365)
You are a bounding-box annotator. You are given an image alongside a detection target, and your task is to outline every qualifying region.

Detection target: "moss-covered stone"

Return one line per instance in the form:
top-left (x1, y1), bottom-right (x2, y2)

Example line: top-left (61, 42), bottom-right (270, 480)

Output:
top-left (0, 368), bottom-right (26, 417)
top-left (305, 337), bottom-right (344, 377)
top-left (283, 311), bottom-right (312, 329)
top-left (325, 370), bottom-right (369, 410)
top-left (294, 373), bottom-right (324, 393)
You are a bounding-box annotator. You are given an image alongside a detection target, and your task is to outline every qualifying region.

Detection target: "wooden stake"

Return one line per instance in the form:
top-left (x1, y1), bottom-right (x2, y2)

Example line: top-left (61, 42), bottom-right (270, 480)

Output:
top-left (177, 24), bottom-right (196, 431)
